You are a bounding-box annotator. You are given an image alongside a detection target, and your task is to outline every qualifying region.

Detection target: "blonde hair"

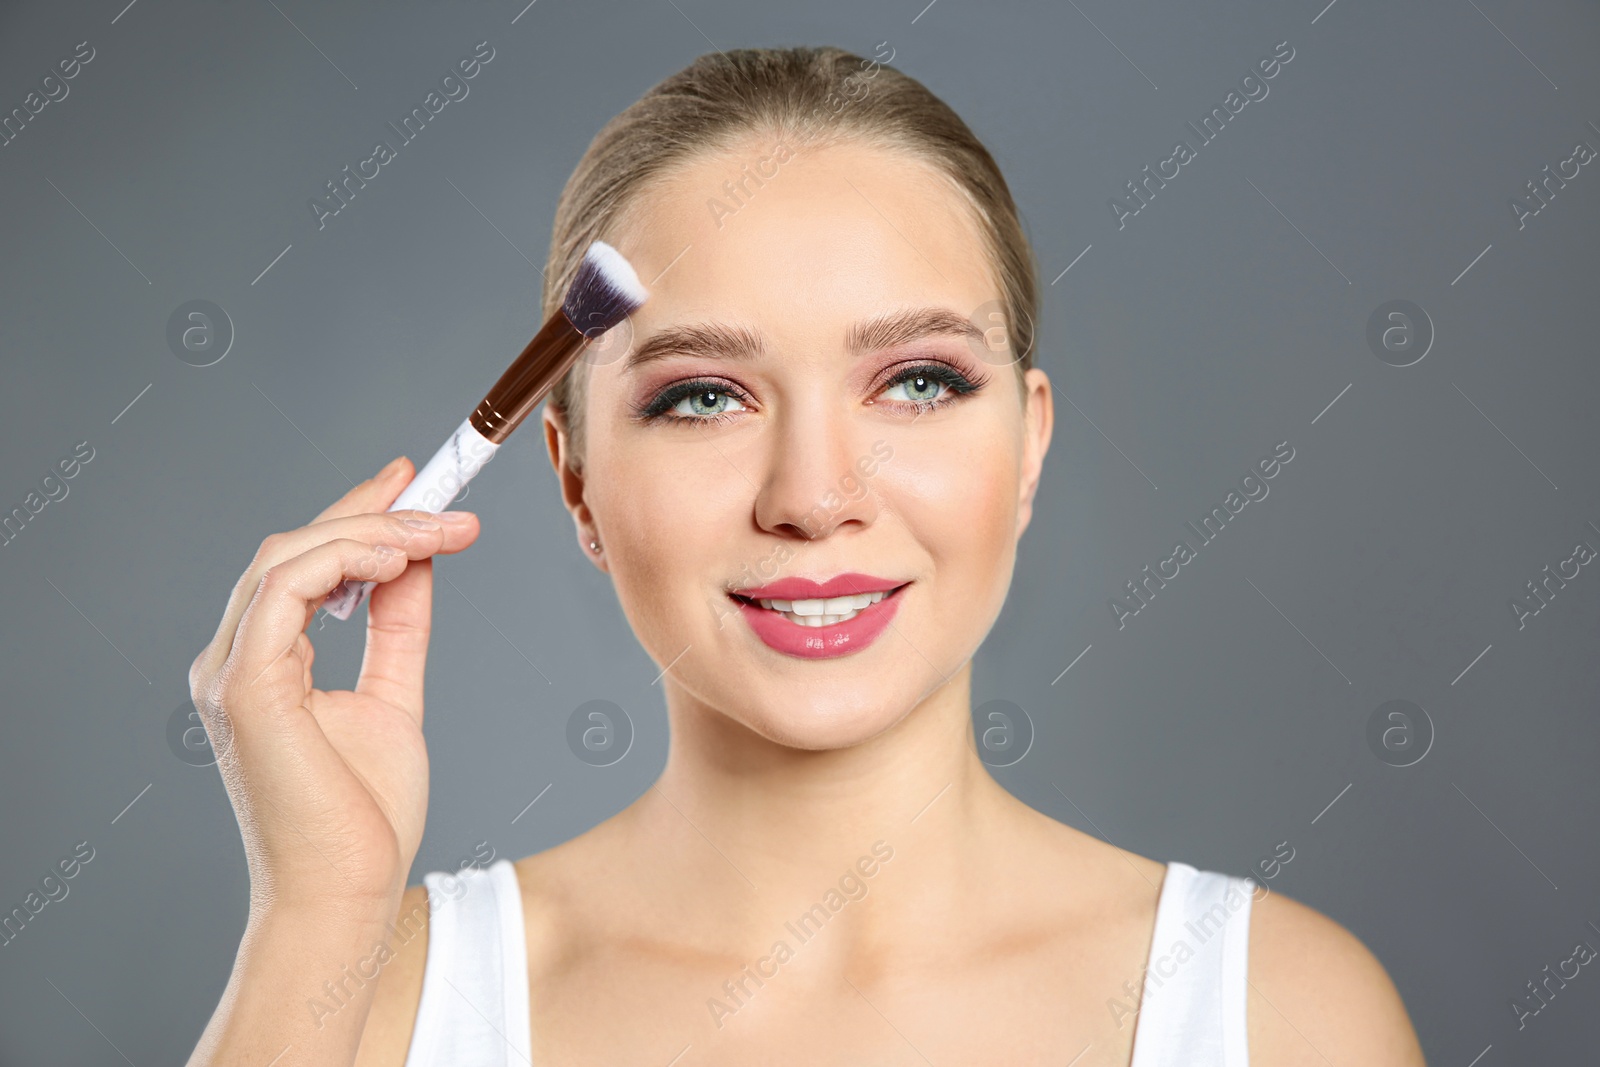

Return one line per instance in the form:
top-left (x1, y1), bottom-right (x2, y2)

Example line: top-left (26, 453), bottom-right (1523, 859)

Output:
top-left (541, 44), bottom-right (1038, 471)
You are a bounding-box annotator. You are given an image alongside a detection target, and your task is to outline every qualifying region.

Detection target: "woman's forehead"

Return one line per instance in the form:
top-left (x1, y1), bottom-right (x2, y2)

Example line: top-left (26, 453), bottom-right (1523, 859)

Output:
top-left (612, 139), bottom-right (999, 330)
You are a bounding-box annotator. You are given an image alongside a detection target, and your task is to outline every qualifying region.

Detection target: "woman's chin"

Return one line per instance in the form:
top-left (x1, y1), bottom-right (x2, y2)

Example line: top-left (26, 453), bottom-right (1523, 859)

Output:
top-left (731, 698), bottom-right (916, 752)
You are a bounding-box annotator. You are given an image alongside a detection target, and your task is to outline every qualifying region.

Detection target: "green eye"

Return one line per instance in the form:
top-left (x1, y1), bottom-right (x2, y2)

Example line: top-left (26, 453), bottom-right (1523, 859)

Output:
top-left (883, 372), bottom-right (947, 404)
top-left (878, 363), bottom-right (983, 413)
top-left (636, 378), bottom-right (753, 424)
top-left (673, 388), bottom-right (747, 419)
top-left (634, 362), bottom-right (985, 425)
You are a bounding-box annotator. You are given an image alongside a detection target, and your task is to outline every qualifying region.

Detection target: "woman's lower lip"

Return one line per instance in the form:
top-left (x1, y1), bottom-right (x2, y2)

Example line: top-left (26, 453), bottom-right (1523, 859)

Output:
top-left (731, 585), bottom-right (906, 659)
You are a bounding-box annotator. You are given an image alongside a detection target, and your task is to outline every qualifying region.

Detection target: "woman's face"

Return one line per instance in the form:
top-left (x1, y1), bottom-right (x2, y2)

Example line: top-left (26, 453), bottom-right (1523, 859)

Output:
top-left (544, 135), bottom-right (1052, 750)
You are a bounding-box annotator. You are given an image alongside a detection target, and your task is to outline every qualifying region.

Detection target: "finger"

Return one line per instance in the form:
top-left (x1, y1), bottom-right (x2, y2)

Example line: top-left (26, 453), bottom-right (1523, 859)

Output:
top-left (298, 631), bottom-right (315, 694)
top-left (311, 456), bottom-right (414, 525)
top-left (229, 538), bottom-right (413, 691)
top-left (195, 457), bottom-right (407, 684)
top-left (197, 543), bottom-right (406, 777)
top-left (197, 508), bottom-right (474, 683)
top-left (358, 557), bottom-right (434, 725)
top-left (356, 510), bottom-right (481, 725)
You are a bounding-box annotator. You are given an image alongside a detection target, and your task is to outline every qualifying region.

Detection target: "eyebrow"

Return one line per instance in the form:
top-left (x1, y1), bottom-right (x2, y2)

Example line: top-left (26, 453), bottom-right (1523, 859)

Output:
top-left (621, 306), bottom-right (988, 372)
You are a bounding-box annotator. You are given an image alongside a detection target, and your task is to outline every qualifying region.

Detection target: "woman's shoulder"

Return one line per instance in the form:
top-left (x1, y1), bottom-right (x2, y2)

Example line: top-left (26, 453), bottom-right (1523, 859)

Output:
top-left (509, 822), bottom-right (637, 968)
top-left (1025, 805), bottom-right (1425, 1064)
top-left (1245, 887), bottom-right (1427, 1065)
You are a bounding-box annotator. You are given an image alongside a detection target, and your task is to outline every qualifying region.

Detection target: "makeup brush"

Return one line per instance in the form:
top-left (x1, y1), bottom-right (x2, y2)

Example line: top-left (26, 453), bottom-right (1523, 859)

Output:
top-left (321, 239), bottom-right (649, 620)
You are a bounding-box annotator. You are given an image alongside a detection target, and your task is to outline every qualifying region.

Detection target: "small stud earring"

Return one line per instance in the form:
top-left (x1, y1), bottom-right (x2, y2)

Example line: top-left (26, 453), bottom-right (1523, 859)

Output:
top-left (589, 540), bottom-right (601, 554)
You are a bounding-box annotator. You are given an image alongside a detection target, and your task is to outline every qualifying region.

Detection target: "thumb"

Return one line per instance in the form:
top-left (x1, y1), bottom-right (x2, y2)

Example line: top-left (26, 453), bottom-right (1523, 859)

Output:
top-left (355, 555), bottom-right (435, 727)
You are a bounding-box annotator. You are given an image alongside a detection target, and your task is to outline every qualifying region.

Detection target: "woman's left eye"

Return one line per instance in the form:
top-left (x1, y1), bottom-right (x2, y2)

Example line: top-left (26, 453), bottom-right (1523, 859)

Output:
top-left (877, 362), bottom-right (986, 412)
top-left (882, 367), bottom-right (953, 405)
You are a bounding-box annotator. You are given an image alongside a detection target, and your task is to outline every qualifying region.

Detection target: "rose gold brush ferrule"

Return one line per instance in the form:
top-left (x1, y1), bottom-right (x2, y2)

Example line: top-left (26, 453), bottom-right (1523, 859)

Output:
top-left (469, 311), bottom-right (588, 444)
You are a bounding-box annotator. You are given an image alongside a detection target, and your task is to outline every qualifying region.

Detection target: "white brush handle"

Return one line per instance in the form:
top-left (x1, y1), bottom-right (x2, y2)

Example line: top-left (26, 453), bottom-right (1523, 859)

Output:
top-left (321, 416), bottom-right (499, 620)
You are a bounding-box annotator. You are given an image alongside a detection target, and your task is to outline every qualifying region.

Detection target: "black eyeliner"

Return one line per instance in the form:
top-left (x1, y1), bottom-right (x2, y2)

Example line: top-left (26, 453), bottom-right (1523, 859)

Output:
top-left (883, 361), bottom-right (987, 398)
top-left (634, 359), bottom-right (990, 424)
top-left (633, 377), bottom-right (750, 422)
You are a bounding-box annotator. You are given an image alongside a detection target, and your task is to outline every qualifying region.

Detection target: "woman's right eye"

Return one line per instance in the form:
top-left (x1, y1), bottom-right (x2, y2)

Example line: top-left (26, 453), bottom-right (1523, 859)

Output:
top-left (635, 380), bottom-right (751, 424)
top-left (670, 388), bottom-right (748, 420)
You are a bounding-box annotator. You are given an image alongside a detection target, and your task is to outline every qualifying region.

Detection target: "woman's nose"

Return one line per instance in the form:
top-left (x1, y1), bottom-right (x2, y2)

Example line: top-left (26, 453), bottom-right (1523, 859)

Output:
top-left (752, 410), bottom-right (882, 540)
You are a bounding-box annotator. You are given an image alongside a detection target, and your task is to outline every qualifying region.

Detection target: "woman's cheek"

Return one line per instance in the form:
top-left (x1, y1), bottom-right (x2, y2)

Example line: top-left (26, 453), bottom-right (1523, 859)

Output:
top-left (589, 463), bottom-right (664, 630)
top-left (904, 431), bottom-right (1018, 614)
top-left (970, 432), bottom-right (1023, 552)
top-left (597, 453), bottom-right (730, 627)
top-left (902, 426), bottom-right (1016, 536)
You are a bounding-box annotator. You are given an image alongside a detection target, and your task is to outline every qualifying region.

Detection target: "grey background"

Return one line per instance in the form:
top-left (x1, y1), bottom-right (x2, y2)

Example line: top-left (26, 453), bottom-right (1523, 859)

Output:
top-left (1, 0), bottom-right (1596, 1062)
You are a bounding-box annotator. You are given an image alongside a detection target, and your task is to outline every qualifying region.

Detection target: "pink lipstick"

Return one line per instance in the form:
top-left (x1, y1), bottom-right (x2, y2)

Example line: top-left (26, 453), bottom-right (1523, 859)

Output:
top-left (729, 573), bottom-right (910, 659)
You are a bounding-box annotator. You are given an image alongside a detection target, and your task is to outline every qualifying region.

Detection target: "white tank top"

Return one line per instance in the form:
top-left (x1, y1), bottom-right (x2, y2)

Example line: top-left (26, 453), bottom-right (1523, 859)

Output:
top-left (402, 858), bottom-right (1253, 1066)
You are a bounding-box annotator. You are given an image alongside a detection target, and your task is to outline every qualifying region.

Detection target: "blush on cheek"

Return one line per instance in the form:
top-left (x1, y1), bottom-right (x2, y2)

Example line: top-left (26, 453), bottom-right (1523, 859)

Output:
top-left (960, 469), bottom-right (1018, 577)
top-left (901, 433), bottom-right (1019, 620)
top-left (902, 425), bottom-right (1018, 522)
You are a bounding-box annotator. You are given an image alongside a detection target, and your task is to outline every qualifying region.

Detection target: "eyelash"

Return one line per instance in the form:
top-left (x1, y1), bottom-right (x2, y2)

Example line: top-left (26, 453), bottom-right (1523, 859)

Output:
top-left (632, 361), bottom-right (990, 426)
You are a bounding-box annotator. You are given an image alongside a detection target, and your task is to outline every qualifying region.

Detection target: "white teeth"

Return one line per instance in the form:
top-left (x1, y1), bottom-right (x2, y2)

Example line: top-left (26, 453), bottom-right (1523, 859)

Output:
top-left (757, 590), bottom-right (885, 615)
top-left (753, 589), bottom-right (890, 626)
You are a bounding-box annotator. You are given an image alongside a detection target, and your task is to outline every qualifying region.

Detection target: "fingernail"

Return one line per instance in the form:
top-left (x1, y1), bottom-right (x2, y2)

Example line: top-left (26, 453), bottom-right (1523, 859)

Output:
top-left (373, 544), bottom-right (401, 557)
top-left (437, 511), bottom-right (475, 523)
top-left (402, 517), bottom-right (441, 531)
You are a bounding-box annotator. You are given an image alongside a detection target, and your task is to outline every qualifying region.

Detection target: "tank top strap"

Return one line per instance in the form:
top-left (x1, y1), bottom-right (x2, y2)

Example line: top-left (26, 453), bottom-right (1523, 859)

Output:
top-left (1127, 861), bottom-right (1255, 1067)
top-left (404, 858), bottom-right (532, 1067)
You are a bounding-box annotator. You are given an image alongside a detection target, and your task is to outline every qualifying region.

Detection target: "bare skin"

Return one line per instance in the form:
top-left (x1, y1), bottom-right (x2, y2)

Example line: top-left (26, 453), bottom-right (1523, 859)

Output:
top-left (189, 135), bottom-right (1427, 1067)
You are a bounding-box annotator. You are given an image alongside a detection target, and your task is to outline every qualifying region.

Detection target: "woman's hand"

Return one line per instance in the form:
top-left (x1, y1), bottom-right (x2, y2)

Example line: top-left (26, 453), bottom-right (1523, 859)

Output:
top-left (187, 456), bottom-right (480, 924)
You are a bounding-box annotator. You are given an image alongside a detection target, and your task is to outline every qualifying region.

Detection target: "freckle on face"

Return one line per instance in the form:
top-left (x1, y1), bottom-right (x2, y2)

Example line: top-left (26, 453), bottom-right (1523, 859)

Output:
top-left (577, 139), bottom-right (1026, 745)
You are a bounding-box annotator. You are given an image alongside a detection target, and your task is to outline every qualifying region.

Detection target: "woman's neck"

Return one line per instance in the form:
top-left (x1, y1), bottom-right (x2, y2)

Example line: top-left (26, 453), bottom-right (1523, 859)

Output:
top-left (636, 659), bottom-right (1023, 926)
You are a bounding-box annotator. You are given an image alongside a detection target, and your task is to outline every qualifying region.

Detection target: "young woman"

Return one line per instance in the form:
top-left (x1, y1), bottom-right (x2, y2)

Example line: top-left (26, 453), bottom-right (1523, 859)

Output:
top-left (185, 46), bottom-right (1428, 1067)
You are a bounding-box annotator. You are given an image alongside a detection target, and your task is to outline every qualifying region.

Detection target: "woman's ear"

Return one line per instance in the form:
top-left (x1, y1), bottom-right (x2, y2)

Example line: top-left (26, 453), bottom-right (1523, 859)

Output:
top-left (542, 404), bottom-right (605, 570)
top-left (1016, 367), bottom-right (1054, 538)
